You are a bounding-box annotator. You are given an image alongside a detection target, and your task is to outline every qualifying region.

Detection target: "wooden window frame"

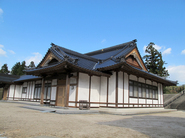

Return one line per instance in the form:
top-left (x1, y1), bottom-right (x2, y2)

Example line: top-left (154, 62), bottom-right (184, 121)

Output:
top-left (129, 80), bottom-right (158, 100)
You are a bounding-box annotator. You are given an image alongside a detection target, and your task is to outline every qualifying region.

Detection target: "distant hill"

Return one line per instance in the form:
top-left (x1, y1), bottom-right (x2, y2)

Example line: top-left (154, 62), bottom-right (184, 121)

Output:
top-left (164, 85), bottom-right (185, 94)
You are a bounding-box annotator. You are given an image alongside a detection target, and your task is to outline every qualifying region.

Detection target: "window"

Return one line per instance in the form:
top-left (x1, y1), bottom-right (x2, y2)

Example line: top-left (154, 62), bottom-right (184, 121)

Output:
top-left (44, 83), bottom-right (51, 100)
top-left (129, 80), bottom-right (158, 99)
top-left (22, 87), bottom-right (27, 94)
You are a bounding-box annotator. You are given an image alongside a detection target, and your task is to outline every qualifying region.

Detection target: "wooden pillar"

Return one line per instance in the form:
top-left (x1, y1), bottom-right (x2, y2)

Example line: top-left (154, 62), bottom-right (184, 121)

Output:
top-left (65, 74), bottom-right (70, 107)
top-left (106, 77), bottom-right (109, 107)
top-left (137, 77), bottom-right (139, 107)
top-left (145, 79), bottom-right (147, 106)
top-left (40, 78), bottom-right (45, 104)
top-left (116, 71), bottom-right (118, 107)
top-left (152, 81), bottom-right (153, 107)
top-left (123, 72), bottom-right (124, 107)
top-left (89, 75), bottom-right (92, 107)
top-left (75, 72), bottom-right (79, 108)
top-left (128, 74), bottom-right (130, 107)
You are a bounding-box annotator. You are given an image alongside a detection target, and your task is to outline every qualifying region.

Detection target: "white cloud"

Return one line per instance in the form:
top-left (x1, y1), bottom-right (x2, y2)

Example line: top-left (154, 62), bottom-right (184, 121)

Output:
top-left (0, 44), bottom-right (7, 57)
top-left (0, 8), bottom-right (3, 16)
top-left (25, 52), bottom-right (42, 66)
top-left (181, 49), bottom-right (185, 55)
top-left (162, 48), bottom-right (171, 55)
top-left (167, 65), bottom-right (185, 85)
top-left (101, 39), bottom-right (106, 43)
top-left (143, 44), bottom-right (162, 53)
top-left (0, 44), bottom-right (4, 48)
top-left (8, 50), bottom-right (15, 54)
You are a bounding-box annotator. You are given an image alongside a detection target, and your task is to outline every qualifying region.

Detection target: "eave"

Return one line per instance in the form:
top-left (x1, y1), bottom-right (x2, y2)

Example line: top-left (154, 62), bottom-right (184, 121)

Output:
top-left (26, 61), bottom-right (111, 77)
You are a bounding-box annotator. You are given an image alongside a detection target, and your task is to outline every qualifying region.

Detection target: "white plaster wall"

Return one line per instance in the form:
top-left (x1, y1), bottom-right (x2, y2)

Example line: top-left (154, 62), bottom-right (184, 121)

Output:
top-left (124, 73), bottom-right (129, 104)
top-left (158, 83), bottom-right (161, 105)
top-left (51, 87), bottom-right (57, 100)
top-left (139, 99), bottom-right (145, 104)
top-left (153, 100), bottom-right (158, 104)
top-left (26, 82), bottom-right (32, 99)
top-left (99, 76), bottom-right (107, 103)
top-left (9, 85), bottom-right (15, 98)
top-left (30, 81), bottom-right (35, 99)
top-left (69, 86), bottom-right (76, 101)
top-left (161, 85), bottom-right (164, 105)
top-left (90, 76), bottom-right (100, 107)
top-left (118, 71), bottom-right (123, 103)
top-left (78, 73), bottom-right (89, 101)
top-left (108, 72), bottom-right (116, 103)
top-left (130, 74), bottom-right (137, 81)
top-left (146, 80), bottom-right (152, 85)
top-left (69, 86), bottom-right (76, 106)
top-left (130, 98), bottom-right (137, 103)
top-left (147, 99), bottom-right (152, 104)
top-left (138, 77), bottom-right (145, 83)
top-left (14, 85), bottom-right (22, 98)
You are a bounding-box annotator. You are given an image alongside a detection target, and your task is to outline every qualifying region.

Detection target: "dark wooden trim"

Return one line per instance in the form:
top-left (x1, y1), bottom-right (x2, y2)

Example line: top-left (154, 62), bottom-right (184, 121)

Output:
top-left (116, 71), bottom-right (118, 107)
top-left (162, 85), bottom-right (164, 107)
top-left (75, 72), bottom-right (79, 107)
top-left (123, 72), bottom-right (124, 106)
top-left (70, 84), bottom-right (77, 86)
top-left (13, 84), bottom-right (16, 100)
top-left (89, 75), bottom-right (92, 107)
top-left (106, 77), bottom-right (109, 106)
top-left (55, 79), bottom-right (59, 106)
top-left (160, 83), bottom-right (161, 107)
top-left (65, 74), bottom-right (70, 107)
top-left (145, 79), bottom-right (147, 106)
top-left (40, 78), bottom-right (45, 104)
top-left (137, 77), bottom-right (139, 107)
top-left (26, 82), bottom-right (28, 99)
top-left (128, 74), bottom-right (130, 107)
top-left (152, 81), bottom-right (153, 107)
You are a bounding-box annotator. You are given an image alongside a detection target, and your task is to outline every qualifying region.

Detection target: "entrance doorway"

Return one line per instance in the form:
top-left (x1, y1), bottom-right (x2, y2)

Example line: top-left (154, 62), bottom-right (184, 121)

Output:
top-left (56, 79), bottom-right (66, 107)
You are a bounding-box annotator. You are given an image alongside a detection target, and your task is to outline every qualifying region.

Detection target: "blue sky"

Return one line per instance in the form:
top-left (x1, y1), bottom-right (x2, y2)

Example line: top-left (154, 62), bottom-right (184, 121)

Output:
top-left (0, 0), bottom-right (185, 85)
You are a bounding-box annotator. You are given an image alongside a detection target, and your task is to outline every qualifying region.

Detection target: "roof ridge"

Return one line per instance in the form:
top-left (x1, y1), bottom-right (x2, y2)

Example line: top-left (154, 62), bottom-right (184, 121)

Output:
top-left (53, 44), bottom-right (98, 62)
top-left (84, 39), bottom-right (137, 56)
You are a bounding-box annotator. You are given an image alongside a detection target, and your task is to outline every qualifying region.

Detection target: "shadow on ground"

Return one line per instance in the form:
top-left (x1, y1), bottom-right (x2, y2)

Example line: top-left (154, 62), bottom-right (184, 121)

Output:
top-left (99, 115), bottom-right (185, 138)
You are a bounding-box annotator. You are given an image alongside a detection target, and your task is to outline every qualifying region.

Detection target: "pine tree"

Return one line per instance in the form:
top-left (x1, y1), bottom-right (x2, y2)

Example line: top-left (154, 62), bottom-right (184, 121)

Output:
top-left (28, 61), bottom-right (35, 68)
top-left (11, 61), bottom-right (26, 75)
top-left (0, 64), bottom-right (10, 74)
top-left (143, 42), bottom-right (169, 77)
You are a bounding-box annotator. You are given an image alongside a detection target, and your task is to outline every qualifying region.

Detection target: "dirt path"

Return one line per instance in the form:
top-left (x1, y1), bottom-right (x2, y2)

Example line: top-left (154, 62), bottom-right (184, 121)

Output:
top-left (0, 102), bottom-right (185, 138)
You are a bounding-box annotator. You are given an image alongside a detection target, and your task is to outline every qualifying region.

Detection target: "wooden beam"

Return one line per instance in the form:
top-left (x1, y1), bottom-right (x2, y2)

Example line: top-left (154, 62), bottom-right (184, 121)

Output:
top-left (65, 74), bottom-right (70, 107)
top-left (75, 72), bottom-right (79, 108)
top-left (40, 78), bottom-right (45, 104)
top-left (106, 77), bottom-right (109, 107)
top-left (116, 71), bottom-right (118, 107)
top-left (89, 75), bottom-right (92, 107)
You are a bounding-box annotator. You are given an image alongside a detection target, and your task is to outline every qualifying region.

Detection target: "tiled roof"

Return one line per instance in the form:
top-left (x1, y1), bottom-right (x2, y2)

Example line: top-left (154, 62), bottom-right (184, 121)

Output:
top-left (24, 39), bottom-right (176, 86)
top-left (14, 75), bottom-right (41, 82)
top-left (0, 73), bottom-right (19, 84)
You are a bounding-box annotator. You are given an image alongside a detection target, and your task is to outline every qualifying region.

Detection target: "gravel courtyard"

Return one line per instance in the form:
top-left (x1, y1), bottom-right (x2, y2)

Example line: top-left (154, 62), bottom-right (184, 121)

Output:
top-left (0, 102), bottom-right (185, 138)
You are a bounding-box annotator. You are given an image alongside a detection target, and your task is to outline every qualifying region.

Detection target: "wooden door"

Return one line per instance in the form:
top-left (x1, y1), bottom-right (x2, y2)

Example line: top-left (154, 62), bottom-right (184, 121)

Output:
top-left (3, 88), bottom-right (8, 100)
top-left (56, 86), bottom-right (65, 107)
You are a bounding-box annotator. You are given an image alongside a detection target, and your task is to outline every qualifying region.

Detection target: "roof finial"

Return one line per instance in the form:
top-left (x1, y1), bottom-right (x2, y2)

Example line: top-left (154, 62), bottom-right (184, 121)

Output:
top-left (133, 39), bottom-right (137, 43)
top-left (51, 43), bottom-right (55, 47)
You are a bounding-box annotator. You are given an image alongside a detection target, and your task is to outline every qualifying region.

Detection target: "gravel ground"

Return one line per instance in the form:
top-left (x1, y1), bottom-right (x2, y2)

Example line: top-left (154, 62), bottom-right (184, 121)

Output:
top-left (0, 102), bottom-right (185, 138)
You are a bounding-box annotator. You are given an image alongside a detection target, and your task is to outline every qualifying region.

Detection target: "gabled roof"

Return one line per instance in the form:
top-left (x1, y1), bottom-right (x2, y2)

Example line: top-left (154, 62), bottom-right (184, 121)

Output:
top-left (25, 40), bottom-right (177, 86)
